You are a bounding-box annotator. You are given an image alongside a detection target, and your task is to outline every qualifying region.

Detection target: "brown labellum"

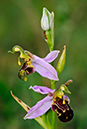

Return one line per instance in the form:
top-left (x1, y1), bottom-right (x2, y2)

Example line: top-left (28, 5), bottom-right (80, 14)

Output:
top-left (52, 97), bottom-right (74, 123)
top-left (57, 104), bottom-right (73, 123)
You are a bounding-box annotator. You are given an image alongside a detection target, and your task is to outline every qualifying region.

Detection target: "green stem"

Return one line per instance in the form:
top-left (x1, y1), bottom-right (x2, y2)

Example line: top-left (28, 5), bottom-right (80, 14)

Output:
top-left (51, 80), bottom-right (56, 129)
top-left (51, 111), bottom-right (55, 129)
top-left (51, 80), bottom-right (55, 89)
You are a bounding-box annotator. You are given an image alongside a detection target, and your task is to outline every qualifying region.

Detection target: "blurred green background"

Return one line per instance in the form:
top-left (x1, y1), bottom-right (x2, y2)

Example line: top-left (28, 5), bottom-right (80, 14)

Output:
top-left (0, 0), bottom-right (87, 129)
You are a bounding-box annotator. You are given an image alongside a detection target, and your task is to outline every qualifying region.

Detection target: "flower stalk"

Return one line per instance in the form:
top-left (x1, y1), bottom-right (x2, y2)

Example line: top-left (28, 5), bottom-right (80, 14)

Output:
top-left (50, 10), bottom-right (55, 129)
top-left (50, 80), bottom-right (56, 129)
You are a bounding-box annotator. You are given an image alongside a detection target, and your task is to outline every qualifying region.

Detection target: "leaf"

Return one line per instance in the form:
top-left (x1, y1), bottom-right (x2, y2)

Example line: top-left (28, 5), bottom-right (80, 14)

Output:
top-left (10, 91), bottom-right (48, 129)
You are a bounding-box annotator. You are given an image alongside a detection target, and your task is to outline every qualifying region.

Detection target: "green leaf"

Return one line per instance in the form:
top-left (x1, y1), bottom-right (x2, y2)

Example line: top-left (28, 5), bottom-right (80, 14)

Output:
top-left (42, 109), bottom-right (52, 129)
top-left (10, 91), bottom-right (48, 129)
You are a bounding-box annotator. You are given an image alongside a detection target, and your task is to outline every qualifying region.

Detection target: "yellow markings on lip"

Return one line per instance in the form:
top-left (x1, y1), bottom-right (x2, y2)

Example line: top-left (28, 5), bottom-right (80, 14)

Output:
top-left (58, 96), bottom-right (62, 99)
top-left (55, 109), bottom-right (62, 117)
top-left (63, 100), bottom-right (65, 105)
top-left (57, 113), bottom-right (61, 117)
top-left (67, 108), bottom-right (69, 111)
top-left (66, 116), bottom-right (68, 119)
top-left (27, 61), bottom-right (34, 68)
top-left (63, 110), bottom-right (66, 113)
top-left (55, 109), bottom-right (59, 114)
top-left (28, 61), bottom-right (32, 65)
top-left (58, 113), bottom-right (61, 116)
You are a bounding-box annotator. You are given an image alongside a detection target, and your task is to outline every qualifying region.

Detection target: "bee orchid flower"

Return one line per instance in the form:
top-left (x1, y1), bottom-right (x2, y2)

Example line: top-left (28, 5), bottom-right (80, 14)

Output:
top-left (8, 45), bottom-right (59, 81)
top-left (24, 80), bottom-right (74, 123)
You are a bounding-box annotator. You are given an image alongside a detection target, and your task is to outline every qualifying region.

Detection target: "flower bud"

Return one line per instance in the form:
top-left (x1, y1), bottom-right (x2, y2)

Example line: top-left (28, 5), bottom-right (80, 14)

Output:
top-left (41, 7), bottom-right (53, 30)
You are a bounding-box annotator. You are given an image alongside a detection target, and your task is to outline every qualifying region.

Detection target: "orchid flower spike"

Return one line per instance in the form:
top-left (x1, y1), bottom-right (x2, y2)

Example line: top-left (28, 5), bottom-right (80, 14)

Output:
top-left (24, 80), bottom-right (74, 123)
top-left (8, 45), bottom-right (60, 81)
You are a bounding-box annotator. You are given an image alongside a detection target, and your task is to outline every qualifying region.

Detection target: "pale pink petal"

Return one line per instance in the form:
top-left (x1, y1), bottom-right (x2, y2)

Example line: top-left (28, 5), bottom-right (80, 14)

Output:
top-left (32, 55), bottom-right (58, 81)
top-left (29, 85), bottom-right (55, 94)
top-left (43, 50), bottom-right (60, 63)
top-left (24, 96), bottom-right (52, 119)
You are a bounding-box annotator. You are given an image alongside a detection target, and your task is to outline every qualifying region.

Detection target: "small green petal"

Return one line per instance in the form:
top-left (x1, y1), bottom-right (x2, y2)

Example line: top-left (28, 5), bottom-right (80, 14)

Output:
top-left (65, 79), bottom-right (73, 87)
top-left (60, 84), bottom-right (71, 94)
top-left (8, 45), bottom-right (29, 65)
top-left (8, 45), bottom-right (24, 55)
top-left (56, 45), bottom-right (66, 76)
top-left (53, 80), bottom-right (72, 98)
top-left (53, 88), bottom-right (64, 98)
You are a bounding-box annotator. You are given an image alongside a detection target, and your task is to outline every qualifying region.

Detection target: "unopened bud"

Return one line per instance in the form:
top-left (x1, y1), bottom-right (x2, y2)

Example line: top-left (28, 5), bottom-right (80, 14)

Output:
top-left (41, 7), bottom-right (53, 31)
